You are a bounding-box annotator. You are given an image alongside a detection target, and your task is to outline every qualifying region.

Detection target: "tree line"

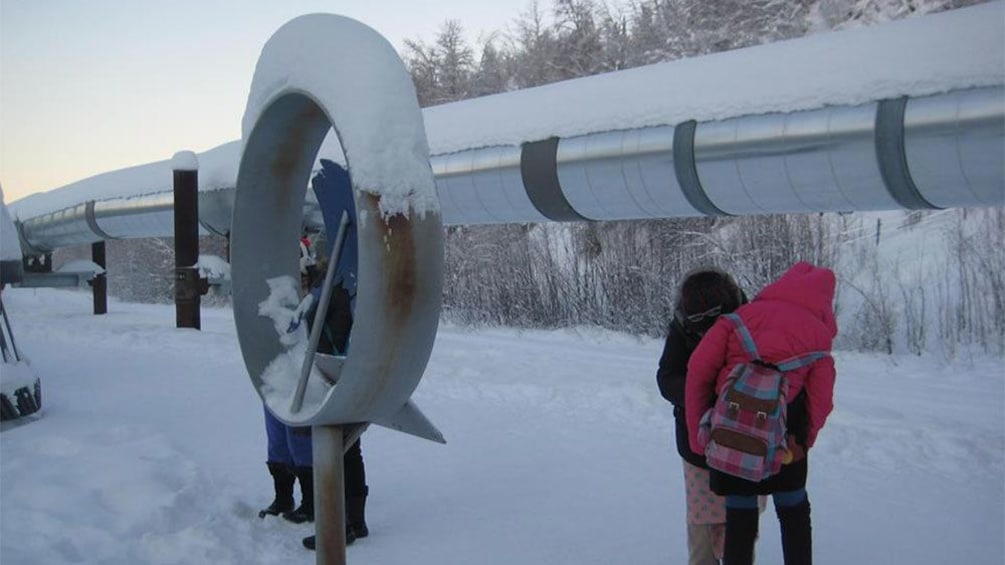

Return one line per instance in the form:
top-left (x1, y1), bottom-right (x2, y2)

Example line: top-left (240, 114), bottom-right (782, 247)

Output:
top-left (410, 0), bottom-right (1001, 358)
top-left (402, 0), bottom-right (981, 106)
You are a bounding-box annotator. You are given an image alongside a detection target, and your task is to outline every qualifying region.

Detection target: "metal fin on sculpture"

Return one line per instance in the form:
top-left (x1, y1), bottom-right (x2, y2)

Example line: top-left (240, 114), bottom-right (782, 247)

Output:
top-left (372, 400), bottom-right (446, 444)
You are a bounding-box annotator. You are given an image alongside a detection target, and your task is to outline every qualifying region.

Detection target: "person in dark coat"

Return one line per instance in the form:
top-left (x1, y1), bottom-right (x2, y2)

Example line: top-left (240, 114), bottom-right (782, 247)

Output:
top-left (301, 160), bottom-right (369, 550)
top-left (686, 262), bottom-right (837, 565)
top-left (657, 267), bottom-right (746, 565)
top-left (298, 256), bottom-right (369, 549)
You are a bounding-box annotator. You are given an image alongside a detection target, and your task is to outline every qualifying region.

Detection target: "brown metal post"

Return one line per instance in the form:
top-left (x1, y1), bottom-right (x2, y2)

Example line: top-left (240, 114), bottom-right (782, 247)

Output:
top-left (173, 152), bottom-right (200, 330)
top-left (91, 241), bottom-right (107, 315)
top-left (313, 425), bottom-right (346, 565)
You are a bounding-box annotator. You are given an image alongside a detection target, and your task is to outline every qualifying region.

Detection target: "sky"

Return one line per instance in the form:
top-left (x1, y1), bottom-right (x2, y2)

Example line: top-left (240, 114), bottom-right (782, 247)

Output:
top-left (1, 286), bottom-right (1002, 564)
top-left (0, 0), bottom-right (532, 204)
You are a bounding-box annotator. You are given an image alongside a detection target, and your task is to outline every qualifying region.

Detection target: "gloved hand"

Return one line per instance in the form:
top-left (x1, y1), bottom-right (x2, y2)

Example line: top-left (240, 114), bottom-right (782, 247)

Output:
top-left (781, 435), bottom-right (806, 465)
top-left (287, 294), bottom-right (316, 333)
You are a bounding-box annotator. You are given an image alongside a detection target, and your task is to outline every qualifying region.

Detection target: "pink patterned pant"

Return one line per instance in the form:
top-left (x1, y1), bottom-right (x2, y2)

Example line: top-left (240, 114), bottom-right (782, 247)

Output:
top-left (681, 460), bottom-right (767, 563)
top-left (683, 460), bottom-right (726, 561)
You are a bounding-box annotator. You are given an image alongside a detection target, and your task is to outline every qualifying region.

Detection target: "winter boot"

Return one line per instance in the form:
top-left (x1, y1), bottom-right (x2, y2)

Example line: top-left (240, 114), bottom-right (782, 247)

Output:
top-left (283, 466), bottom-right (315, 524)
top-left (302, 524), bottom-right (357, 552)
top-left (777, 499), bottom-right (812, 565)
top-left (347, 486), bottom-right (369, 539)
top-left (723, 507), bottom-right (759, 565)
top-left (258, 462), bottom-right (295, 518)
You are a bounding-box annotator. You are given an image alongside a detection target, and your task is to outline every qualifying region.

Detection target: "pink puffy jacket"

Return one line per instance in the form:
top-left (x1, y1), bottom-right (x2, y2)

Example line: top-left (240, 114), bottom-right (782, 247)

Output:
top-left (685, 262), bottom-right (837, 453)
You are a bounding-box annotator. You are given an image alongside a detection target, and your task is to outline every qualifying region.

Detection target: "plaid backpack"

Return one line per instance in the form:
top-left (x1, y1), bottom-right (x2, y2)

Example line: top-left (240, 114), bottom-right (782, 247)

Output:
top-left (698, 313), bottom-right (828, 482)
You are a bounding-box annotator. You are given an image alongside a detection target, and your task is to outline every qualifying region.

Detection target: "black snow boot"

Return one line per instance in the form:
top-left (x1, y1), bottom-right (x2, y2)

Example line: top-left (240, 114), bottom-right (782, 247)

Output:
top-left (302, 524), bottom-right (357, 552)
top-left (258, 462), bottom-right (295, 518)
top-left (283, 466), bottom-right (314, 524)
top-left (723, 506), bottom-right (759, 565)
top-left (777, 499), bottom-right (813, 565)
top-left (347, 486), bottom-right (369, 539)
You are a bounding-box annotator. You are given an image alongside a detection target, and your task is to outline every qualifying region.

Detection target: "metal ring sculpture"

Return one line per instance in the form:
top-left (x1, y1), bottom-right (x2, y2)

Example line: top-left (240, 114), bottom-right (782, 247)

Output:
top-left (230, 14), bottom-right (443, 431)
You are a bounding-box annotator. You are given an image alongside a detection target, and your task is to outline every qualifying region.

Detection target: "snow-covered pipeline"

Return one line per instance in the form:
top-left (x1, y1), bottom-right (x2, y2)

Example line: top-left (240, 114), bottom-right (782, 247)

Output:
top-left (9, 2), bottom-right (1005, 255)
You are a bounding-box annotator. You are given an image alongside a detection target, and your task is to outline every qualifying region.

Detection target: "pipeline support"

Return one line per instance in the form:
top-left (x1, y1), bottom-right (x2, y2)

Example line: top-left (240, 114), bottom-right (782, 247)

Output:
top-left (173, 156), bottom-right (200, 330)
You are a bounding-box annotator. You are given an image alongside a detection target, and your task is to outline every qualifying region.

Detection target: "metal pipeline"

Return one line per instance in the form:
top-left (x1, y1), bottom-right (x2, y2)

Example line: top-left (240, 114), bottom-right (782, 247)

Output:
top-left (13, 85), bottom-right (1004, 254)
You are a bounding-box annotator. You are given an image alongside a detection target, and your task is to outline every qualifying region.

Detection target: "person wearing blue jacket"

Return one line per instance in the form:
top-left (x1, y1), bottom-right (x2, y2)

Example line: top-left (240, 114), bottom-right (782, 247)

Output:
top-left (257, 240), bottom-right (322, 525)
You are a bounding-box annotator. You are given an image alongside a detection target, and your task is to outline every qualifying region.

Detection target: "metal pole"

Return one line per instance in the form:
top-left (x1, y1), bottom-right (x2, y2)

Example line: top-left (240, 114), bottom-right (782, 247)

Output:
top-left (291, 210), bottom-right (350, 414)
top-left (313, 425), bottom-right (346, 565)
top-left (172, 151), bottom-right (200, 330)
top-left (91, 241), bottom-right (107, 315)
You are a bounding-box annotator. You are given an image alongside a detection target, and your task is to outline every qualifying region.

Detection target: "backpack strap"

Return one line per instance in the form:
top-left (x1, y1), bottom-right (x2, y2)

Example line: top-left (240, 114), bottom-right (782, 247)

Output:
top-left (724, 313), bottom-right (829, 371)
top-left (722, 313), bottom-right (760, 360)
top-left (775, 352), bottom-right (829, 372)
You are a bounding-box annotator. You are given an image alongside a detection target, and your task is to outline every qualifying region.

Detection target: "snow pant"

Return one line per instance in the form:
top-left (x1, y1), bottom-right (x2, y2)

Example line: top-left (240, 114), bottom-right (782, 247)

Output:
top-left (266, 407), bottom-right (365, 489)
top-left (687, 522), bottom-right (720, 565)
top-left (724, 489), bottom-right (811, 565)
top-left (682, 460), bottom-right (726, 564)
top-left (344, 438), bottom-right (366, 497)
top-left (264, 406), bottom-right (312, 467)
top-left (262, 407), bottom-right (312, 521)
top-left (344, 438), bottom-right (368, 535)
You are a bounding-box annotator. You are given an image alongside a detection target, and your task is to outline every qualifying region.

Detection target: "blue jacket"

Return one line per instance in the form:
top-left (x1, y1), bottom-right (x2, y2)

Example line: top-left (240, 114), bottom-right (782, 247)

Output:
top-left (311, 159), bottom-right (358, 294)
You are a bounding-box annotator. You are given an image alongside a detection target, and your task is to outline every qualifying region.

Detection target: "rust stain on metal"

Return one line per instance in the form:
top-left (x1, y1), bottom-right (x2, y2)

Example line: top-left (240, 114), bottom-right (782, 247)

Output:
top-left (363, 192), bottom-right (418, 323)
top-left (358, 192), bottom-right (419, 414)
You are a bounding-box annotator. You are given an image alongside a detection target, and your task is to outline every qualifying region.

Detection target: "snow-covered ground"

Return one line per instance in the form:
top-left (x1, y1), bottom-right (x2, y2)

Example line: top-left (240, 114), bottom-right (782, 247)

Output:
top-left (1, 288), bottom-right (1002, 564)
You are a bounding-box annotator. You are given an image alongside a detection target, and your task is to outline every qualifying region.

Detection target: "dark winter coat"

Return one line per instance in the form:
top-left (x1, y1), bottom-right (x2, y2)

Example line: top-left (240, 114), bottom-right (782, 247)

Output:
top-left (306, 159), bottom-right (357, 356)
top-left (656, 318), bottom-right (709, 468)
top-left (307, 281), bottom-right (353, 355)
top-left (685, 262), bottom-right (838, 496)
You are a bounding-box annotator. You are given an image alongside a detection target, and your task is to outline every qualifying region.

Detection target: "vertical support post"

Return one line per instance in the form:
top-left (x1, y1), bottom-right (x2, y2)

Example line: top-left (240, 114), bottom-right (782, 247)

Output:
top-left (172, 151), bottom-right (200, 330)
top-left (91, 241), bottom-right (107, 315)
top-left (313, 425), bottom-right (346, 565)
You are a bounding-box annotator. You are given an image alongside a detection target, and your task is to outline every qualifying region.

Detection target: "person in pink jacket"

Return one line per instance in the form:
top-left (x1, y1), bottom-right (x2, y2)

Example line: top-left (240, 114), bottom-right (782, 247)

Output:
top-left (685, 262), bottom-right (837, 565)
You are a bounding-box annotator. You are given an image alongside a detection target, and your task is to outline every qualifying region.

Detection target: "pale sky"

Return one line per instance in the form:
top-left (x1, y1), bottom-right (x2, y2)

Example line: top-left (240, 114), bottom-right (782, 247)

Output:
top-left (0, 0), bottom-right (532, 204)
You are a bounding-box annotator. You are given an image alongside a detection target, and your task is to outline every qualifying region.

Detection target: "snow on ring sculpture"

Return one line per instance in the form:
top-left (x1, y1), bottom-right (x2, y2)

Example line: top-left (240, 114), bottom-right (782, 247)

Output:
top-left (230, 14), bottom-right (444, 434)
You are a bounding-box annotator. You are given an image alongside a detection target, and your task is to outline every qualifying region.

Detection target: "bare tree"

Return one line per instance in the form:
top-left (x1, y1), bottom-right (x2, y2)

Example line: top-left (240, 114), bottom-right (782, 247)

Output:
top-left (507, 1), bottom-right (564, 88)
top-left (404, 20), bottom-right (476, 106)
top-left (470, 36), bottom-right (511, 97)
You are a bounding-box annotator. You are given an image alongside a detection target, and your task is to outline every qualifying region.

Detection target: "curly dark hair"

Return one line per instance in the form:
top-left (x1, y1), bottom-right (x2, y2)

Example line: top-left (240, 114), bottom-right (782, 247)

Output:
top-left (676, 268), bottom-right (744, 335)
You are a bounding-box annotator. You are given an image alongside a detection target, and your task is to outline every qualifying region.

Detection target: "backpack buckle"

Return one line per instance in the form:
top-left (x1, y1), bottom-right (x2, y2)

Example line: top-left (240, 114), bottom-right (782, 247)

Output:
top-left (728, 401), bottom-right (739, 414)
top-left (756, 411), bottom-right (767, 421)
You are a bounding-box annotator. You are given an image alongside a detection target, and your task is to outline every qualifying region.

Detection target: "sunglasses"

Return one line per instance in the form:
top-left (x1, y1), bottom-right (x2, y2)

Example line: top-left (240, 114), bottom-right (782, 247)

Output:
top-left (682, 305), bottom-right (722, 324)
